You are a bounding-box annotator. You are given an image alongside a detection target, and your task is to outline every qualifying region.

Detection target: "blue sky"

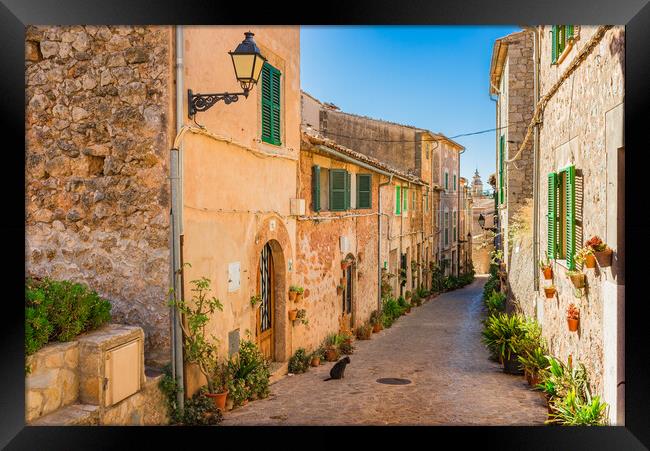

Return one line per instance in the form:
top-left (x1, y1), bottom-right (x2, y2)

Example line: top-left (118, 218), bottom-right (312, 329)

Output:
top-left (300, 25), bottom-right (520, 192)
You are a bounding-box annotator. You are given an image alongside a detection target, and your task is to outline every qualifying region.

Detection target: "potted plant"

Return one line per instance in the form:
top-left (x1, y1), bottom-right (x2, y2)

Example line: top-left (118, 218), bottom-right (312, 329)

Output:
top-left (289, 285), bottom-right (304, 302)
top-left (567, 270), bottom-right (586, 289)
top-left (336, 284), bottom-right (344, 295)
top-left (324, 333), bottom-right (341, 361)
top-left (288, 309), bottom-right (298, 321)
top-left (310, 347), bottom-right (324, 367)
top-left (340, 259), bottom-right (350, 270)
top-left (481, 313), bottom-right (527, 375)
top-left (170, 277), bottom-right (227, 408)
top-left (518, 347), bottom-right (549, 387)
top-left (575, 246), bottom-right (596, 269)
top-left (539, 257), bottom-right (553, 279)
top-left (404, 290), bottom-right (412, 301)
top-left (585, 236), bottom-right (613, 267)
top-left (544, 285), bottom-right (556, 299)
top-left (369, 309), bottom-right (383, 333)
top-left (208, 362), bottom-right (231, 410)
top-left (295, 308), bottom-right (309, 326)
top-left (250, 294), bottom-right (262, 308)
top-left (567, 304), bottom-right (580, 332)
top-left (355, 323), bottom-right (372, 340)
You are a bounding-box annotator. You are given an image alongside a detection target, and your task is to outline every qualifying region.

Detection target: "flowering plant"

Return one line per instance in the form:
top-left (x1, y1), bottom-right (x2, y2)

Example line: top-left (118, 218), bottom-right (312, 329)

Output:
top-left (585, 236), bottom-right (608, 252)
top-left (566, 304), bottom-right (580, 321)
top-left (574, 247), bottom-right (594, 266)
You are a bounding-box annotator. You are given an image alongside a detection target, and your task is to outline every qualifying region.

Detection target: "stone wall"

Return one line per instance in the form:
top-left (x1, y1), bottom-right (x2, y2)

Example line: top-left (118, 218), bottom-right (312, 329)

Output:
top-left (25, 26), bottom-right (174, 366)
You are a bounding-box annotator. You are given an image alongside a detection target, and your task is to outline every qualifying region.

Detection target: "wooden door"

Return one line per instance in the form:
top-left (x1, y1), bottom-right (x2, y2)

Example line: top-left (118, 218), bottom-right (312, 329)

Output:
top-left (341, 263), bottom-right (353, 330)
top-left (257, 243), bottom-right (274, 361)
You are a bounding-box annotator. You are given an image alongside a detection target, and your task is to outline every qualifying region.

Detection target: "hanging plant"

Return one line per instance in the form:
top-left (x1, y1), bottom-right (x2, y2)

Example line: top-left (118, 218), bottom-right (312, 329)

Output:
top-left (250, 294), bottom-right (262, 308)
top-left (585, 236), bottom-right (613, 267)
top-left (567, 304), bottom-right (580, 332)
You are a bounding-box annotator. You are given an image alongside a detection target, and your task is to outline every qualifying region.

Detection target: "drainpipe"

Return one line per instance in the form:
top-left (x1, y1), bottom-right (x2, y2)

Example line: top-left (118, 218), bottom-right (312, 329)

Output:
top-left (170, 25), bottom-right (185, 411)
top-left (378, 174), bottom-right (394, 310)
top-left (490, 80), bottom-right (499, 253)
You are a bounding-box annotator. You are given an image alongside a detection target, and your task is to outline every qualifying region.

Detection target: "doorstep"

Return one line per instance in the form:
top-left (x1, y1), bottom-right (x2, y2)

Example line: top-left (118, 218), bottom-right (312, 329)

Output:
top-left (269, 361), bottom-right (289, 385)
top-left (30, 404), bottom-right (99, 426)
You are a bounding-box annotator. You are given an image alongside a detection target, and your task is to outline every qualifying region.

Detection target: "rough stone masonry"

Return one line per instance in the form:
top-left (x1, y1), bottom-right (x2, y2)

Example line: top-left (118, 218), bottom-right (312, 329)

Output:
top-left (25, 25), bottom-right (174, 366)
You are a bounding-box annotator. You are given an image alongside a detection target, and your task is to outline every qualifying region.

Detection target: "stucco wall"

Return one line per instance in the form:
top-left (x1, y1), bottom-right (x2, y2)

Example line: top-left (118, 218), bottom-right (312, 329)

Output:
top-left (179, 26), bottom-right (300, 395)
top-left (25, 25), bottom-right (174, 366)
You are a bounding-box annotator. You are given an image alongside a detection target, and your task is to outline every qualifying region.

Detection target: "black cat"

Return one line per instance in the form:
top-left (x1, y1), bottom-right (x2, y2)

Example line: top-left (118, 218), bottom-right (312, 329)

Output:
top-left (323, 356), bottom-right (351, 381)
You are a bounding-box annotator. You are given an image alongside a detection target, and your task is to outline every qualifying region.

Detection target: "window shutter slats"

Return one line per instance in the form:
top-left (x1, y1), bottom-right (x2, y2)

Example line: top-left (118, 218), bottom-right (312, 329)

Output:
top-left (345, 171), bottom-right (351, 210)
top-left (547, 172), bottom-right (557, 259)
top-left (312, 165), bottom-right (321, 212)
top-left (499, 135), bottom-right (505, 204)
top-left (567, 25), bottom-right (574, 40)
top-left (552, 25), bottom-right (558, 64)
top-left (261, 63), bottom-right (281, 146)
top-left (566, 165), bottom-right (576, 269)
top-left (395, 186), bottom-right (401, 215)
top-left (271, 68), bottom-right (281, 145)
top-left (330, 169), bottom-right (346, 211)
top-left (357, 174), bottom-right (371, 209)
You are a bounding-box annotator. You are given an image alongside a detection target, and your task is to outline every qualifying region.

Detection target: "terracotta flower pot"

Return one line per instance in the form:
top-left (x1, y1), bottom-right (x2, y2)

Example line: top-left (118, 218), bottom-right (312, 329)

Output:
top-left (567, 318), bottom-right (579, 332)
top-left (310, 357), bottom-right (320, 367)
top-left (503, 353), bottom-right (523, 375)
top-left (372, 323), bottom-right (382, 333)
top-left (325, 348), bottom-right (338, 362)
top-left (295, 292), bottom-right (303, 302)
top-left (206, 390), bottom-right (229, 410)
top-left (406, 307), bottom-right (411, 313)
top-left (544, 287), bottom-right (556, 299)
top-left (585, 254), bottom-right (596, 269)
top-left (569, 273), bottom-right (585, 288)
top-left (341, 262), bottom-right (349, 270)
top-left (288, 309), bottom-right (298, 321)
top-left (594, 248), bottom-right (613, 267)
top-left (542, 267), bottom-right (553, 279)
top-left (288, 291), bottom-right (297, 301)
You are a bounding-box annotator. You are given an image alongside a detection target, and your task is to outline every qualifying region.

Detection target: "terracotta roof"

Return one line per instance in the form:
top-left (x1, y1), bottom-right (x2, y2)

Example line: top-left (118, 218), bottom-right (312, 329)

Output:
top-left (301, 126), bottom-right (437, 188)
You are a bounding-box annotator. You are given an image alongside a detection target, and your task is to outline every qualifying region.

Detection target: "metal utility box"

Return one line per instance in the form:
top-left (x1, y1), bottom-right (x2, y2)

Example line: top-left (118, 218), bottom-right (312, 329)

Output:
top-left (104, 338), bottom-right (142, 407)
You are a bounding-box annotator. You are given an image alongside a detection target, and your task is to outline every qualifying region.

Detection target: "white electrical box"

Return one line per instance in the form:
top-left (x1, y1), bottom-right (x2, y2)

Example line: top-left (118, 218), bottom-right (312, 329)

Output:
top-left (290, 198), bottom-right (306, 216)
top-left (228, 262), bottom-right (241, 292)
top-left (340, 236), bottom-right (349, 253)
top-left (104, 338), bottom-right (142, 407)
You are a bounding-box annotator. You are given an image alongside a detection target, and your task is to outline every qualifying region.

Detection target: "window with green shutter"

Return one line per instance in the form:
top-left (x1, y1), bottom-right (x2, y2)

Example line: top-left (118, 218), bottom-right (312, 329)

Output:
top-left (453, 174), bottom-right (457, 191)
top-left (329, 169), bottom-right (347, 211)
top-left (395, 186), bottom-right (401, 215)
top-left (444, 172), bottom-right (449, 191)
top-left (402, 187), bottom-right (408, 212)
top-left (345, 171), bottom-right (351, 210)
top-left (412, 190), bottom-right (416, 210)
top-left (261, 63), bottom-right (281, 146)
top-left (561, 165), bottom-right (576, 269)
top-left (551, 25), bottom-right (575, 64)
top-left (312, 165), bottom-right (321, 212)
top-left (356, 174), bottom-right (372, 209)
top-left (547, 172), bottom-right (558, 259)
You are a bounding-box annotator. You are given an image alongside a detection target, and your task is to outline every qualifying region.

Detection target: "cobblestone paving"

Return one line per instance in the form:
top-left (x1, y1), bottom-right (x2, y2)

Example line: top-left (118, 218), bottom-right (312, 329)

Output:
top-left (222, 276), bottom-right (548, 425)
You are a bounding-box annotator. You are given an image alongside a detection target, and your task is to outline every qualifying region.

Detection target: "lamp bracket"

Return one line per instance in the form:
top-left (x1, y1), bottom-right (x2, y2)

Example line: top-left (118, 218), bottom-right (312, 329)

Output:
top-left (188, 89), bottom-right (249, 118)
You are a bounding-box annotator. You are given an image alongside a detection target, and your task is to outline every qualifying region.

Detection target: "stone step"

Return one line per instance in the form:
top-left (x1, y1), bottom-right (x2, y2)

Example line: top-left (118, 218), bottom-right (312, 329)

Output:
top-left (269, 361), bottom-right (288, 385)
top-left (30, 404), bottom-right (99, 426)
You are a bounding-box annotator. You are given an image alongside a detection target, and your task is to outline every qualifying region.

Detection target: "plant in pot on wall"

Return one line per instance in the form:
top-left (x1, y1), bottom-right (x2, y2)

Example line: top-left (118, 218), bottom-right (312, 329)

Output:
top-left (567, 270), bottom-right (586, 289)
top-left (289, 285), bottom-right (304, 302)
top-left (340, 258), bottom-right (351, 270)
top-left (295, 308), bottom-right (309, 326)
top-left (543, 284), bottom-right (556, 299)
top-left (539, 256), bottom-right (553, 280)
top-left (170, 277), bottom-right (226, 408)
top-left (567, 304), bottom-right (580, 332)
top-left (575, 246), bottom-right (596, 269)
top-left (585, 236), bottom-right (613, 267)
top-left (250, 294), bottom-right (262, 308)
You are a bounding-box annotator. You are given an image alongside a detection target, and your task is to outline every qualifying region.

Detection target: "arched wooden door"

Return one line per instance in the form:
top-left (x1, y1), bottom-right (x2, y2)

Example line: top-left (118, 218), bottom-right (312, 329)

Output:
top-left (257, 242), bottom-right (274, 360)
top-left (341, 259), bottom-right (353, 330)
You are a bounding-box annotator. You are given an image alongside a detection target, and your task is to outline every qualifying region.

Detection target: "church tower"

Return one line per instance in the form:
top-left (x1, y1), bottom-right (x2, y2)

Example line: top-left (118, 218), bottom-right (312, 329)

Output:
top-left (472, 169), bottom-right (483, 197)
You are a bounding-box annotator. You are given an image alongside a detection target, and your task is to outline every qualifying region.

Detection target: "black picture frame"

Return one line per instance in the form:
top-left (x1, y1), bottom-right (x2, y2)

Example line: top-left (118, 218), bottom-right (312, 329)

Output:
top-left (2, 0), bottom-right (649, 448)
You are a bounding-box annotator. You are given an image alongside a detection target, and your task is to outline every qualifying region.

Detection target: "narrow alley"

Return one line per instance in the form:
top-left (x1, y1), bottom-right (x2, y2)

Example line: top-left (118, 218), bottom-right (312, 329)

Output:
top-left (222, 276), bottom-right (547, 425)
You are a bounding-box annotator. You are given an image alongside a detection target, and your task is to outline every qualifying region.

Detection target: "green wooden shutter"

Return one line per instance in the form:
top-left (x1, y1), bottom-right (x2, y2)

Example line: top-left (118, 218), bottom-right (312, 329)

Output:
top-left (261, 63), bottom-right (281, 146)
top-left (403, 187), bottom-right (408, 211)
top-left (344, 171), bottom-right (351, 210)
top-left (395, 186), bottom-right (401, 215)
top-left (565, 165), bottom-right (576, 269)
top-left (261, 64), bottom-right (272, 143)
top-left (547, 172), bottom-right (558, 259)
top-left (551, 25), bottom-right (558, 64)
top-left (499, 135), bottom-right (505, 204)
top-left (270, 67), bottom-right (281, 145)
top-left (312, 165), bottom-right (321, 212)
top-left (567, 25), bottom-right (574, 41)
top-left (445, 173), bottom-right (448, 190)
top-left (357, 174), bottom-right (371, 209)
top-left (330, 169), bottom-right (346, 211)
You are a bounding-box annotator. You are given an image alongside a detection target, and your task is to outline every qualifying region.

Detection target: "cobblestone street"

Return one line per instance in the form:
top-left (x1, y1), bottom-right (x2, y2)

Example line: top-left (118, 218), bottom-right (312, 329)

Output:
top-left (222, 276), bottom-right (548, 425)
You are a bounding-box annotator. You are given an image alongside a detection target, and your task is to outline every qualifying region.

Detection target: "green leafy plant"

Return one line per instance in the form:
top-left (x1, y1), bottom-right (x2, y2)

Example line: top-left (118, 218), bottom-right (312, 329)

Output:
top-left (250, 294), bottom-right (262, 308)
top-left (25, 277), bottom-right (112, 355)
top-left (518, 346), bottom-right (550, 379)
top-left (547, 388), bottom-right (608, 425)
top-left (227, 338), bottom-right (271, 406)
top-left (381, 297), bottom-right (402, 327)
top-left (369, 309), bottom-right (383, 326)
top-left (289, 285), bottom-right (304, 294)
top-left (288, 348), bottom-right (311, 374)
top-left (355, 323), bottom-right (372, 340)
top-left (397, 296), bottom-right (410, 312)
top-left (481, 313), bottom-right (529, 363)
top-left (170, 277), bottom-right (224, 395)
top-left (296, 309), bottom-right (309, 326)
top-left (339, 338), bottom-right (354, 355)
top-left (484, 290), bottom-right (506, 315)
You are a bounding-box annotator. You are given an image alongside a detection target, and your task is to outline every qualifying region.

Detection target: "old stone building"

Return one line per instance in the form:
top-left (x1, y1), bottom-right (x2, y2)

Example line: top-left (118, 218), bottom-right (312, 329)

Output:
top-left (25, 25), bottom-right (175, 367)
top-left (490, 25), bottom-right (625, 424)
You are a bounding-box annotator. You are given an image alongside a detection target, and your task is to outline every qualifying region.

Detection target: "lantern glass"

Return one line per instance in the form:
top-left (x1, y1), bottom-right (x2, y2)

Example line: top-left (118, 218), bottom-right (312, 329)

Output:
top-left (229, 32), bottom-right (266, 92)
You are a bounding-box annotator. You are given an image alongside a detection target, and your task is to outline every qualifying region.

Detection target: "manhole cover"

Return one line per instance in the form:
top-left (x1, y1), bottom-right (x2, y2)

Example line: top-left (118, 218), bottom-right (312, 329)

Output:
top-left (376, 378), bottom-right (412, 385)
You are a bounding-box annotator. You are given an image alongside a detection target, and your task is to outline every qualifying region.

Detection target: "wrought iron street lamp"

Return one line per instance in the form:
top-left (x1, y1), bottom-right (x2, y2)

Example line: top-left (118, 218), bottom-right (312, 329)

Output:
top-left (188, 31), bottom-right (266, 118)
top-left (478, 213), bottom-right (498, 233)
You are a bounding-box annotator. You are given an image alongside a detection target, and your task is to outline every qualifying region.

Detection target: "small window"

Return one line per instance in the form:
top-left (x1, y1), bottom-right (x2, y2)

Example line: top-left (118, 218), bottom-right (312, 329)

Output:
top-left (551, 25), bottom-right (575, 64)
top-left (403, 187), bottom-right (408, 212)
top-left (547, 166), bottom-right (576, 268)
top-left (453, 174), bottom-right (457, 191)
top-left (356, 174), bottom-right (372, 209)
top-left (329, 169), bottom-right (347, 211)
top-left (395, 186), bottom-right (401, 215)
top-left (444, 172), bottom-right (449, 191)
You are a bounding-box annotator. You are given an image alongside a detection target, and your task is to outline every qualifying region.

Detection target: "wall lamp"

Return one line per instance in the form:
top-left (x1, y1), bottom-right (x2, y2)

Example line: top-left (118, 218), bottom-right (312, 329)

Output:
top-left (478, 213), bottom-right (498, 233)
top-left (188, 31), bottom-right (266, 119)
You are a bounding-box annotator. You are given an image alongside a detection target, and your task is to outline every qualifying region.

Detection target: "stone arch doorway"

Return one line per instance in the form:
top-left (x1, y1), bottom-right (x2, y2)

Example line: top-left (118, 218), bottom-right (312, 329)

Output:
top-left (341, 253), bottom-right (356, 331)
top-left (255, 238), bottom-right (288, 363)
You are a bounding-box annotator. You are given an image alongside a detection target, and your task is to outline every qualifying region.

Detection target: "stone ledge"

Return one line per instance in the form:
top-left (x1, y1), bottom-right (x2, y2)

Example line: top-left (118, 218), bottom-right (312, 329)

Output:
top-left (31, 404), bottom-right (99, 426)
